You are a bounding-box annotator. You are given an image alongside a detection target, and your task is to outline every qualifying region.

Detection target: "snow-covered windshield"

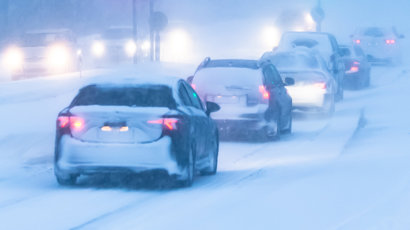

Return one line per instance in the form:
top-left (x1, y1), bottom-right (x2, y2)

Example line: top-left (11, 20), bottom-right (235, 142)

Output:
top-left (71, 85), bottom-right (175, 107)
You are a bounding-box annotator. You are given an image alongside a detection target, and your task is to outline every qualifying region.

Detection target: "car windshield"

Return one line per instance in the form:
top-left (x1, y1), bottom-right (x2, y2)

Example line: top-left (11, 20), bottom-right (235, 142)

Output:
top-left (71, 85), bottom-right (175, 107)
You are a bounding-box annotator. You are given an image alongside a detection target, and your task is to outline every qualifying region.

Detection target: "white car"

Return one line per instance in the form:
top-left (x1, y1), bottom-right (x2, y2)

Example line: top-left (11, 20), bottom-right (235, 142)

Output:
top-left (262, 48), bottom-right (337, 115)
top-left (276, 32), bottom-right (345, 101)
top-left (2, 29), bottom-right (80, 80)
top-left (351, 27), bottom-right (404, 65)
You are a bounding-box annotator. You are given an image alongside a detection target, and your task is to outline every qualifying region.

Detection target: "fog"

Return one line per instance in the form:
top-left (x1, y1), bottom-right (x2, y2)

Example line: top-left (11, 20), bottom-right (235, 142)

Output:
top-left (1, 1), bottom-right (410, 229)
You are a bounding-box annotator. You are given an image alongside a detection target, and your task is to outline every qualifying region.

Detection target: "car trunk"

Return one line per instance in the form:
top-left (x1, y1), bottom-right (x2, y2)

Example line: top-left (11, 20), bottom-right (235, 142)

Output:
top-left (68, 106), bottom-right (170, 144)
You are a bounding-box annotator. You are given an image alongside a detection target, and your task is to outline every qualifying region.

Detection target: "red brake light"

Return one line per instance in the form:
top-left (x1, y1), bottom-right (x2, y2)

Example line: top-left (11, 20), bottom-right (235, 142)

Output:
top-left (314, 82), bottom-right (327, 89)
top-left (191, 84), bottom-right (196, 90)
top-left (148, 118), bottom-right (179, 130)
top-left (350, 66), bottom-right (359, 72)
top-left (386, 39), bottom-right (396, 45)
top-left (355, 39), bottom-right (361, 44)
top-left (57, 116), bottom-right (85, 131)
top-left (70, 117), bottom-right (85, 131)
top-left (259, 85), bottom-right (270, 100)
top-left (58, 116), bottom-right (69, 128)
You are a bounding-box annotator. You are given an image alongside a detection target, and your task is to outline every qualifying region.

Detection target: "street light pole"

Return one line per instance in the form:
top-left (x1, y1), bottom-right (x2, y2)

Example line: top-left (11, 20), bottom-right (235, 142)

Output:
top-left (149, 0), bottom-right (154, 62)
top-left (132, 0), bottom-right (138, 64)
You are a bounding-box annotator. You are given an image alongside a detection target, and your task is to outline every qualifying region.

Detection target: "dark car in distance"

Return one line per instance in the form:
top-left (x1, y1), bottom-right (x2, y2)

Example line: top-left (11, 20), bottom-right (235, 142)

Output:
top-left (54, 76), bottom-right (220, 187)
top-left (188, 58), bottom-right (294, 140)
top-left (339, 45), bottom-right (371, 89)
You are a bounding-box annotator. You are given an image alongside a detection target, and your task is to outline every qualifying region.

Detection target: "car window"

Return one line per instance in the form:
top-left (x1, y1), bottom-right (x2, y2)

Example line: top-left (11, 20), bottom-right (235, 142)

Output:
top-left (70, 85), bottom-right (176, 108)
top-left (263, 65), bottom-right (283, 86)
top-left (178, 83), bottom-right (193, 107)
top-left (183, 82), bottom-right (204, 110)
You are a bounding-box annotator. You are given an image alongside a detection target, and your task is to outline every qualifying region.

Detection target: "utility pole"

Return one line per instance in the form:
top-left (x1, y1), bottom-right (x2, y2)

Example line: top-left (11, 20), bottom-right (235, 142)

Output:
top-left (132, 0), bottom-right (138, 64)
top-left (311, 0), bottom-right (325, 32)
top-left (149, 0), bottom-right (154, 61)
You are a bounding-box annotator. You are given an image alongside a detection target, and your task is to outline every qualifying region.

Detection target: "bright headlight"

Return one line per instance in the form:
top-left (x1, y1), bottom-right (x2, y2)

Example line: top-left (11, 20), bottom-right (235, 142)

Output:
top-left (46, 44), bottom-right (70, 70)
top-left (92, 41), bottom-right (105, 57)
top-left (2, 47), bottom-right (24, 72)
top-left (125, 40), bottom-right (137, 57)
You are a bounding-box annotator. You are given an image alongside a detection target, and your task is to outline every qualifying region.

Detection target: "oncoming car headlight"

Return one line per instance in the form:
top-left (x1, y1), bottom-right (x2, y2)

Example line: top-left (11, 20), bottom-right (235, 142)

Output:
top-left (125, 40), bottom-right (137, 57)
top-left (92, 41), bottom-right (105, 57)
top-left (2, 47), bottom-right (24, 72)
top-left (46, 44), bottom-right (71, 71)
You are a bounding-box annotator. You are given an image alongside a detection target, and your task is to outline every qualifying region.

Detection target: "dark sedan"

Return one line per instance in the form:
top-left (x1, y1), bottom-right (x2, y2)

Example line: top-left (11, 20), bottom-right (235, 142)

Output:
top-left (54, 76), bottom-right (220, 187)
top-left (189, 58), bottom-right (294, 140)
top-left (340, 45), bottom-right (371, 89)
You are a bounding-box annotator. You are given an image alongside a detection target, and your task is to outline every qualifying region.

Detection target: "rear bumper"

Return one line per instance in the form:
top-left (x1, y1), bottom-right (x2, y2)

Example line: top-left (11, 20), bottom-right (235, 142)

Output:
top-left (290, 91), bottom-right (326, 109)
top-left (55, 135), bottom-right (183, 177)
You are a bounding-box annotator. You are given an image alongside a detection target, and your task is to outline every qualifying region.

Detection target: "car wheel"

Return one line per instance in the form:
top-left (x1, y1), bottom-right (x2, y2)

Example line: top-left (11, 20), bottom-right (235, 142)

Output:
top-left (336, 85), bottom-right (344, 102)
top-left (56, 173), bottom-right (78, 186)
top-left (261, 120), bottom-right (280, 141)
top-left (201, 135), bottom-right (219, 176)
top-left (281, 112), bottom-right (292, 134)
top-left (178, 144), bottom-right (195, 187)
top-left (322, 94), bottom-right (335, 116)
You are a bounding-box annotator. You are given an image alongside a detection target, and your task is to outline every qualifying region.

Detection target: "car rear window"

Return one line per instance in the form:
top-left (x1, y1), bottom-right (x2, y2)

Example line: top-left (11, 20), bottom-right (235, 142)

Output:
top-left (193, 67), bottom-right (262, 92)
top-left (270, 53), bottom-right (319, 69)
top-left (362, 28), bottom-right (386, 37)
top-left (70, 85), bottom-right (175, 107)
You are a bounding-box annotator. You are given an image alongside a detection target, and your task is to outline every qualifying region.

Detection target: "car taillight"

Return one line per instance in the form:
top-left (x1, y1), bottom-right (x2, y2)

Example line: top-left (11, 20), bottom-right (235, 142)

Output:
top-left (191, 84), bottom-right (196, 90)
top-left (148, 118), bottom-right (179, 131)
top-left (58, 116), bottom-right (70, 128)
top-left (259, 85), bottom-right (270, 100)
top-left (314, 82), bottom-right (327, 89)
top-left (57, 116), bottom-right (85, 131)
top-left (346, 61), bottom-right (360, 73)
top-left (386, 39), bottom-right (396, 45)
top-left (350, 66), bottom-right (359, 72)
top-left (355, 39), bottom-right (361, 44)
top-left (70, 117), bottom-right (85, 131)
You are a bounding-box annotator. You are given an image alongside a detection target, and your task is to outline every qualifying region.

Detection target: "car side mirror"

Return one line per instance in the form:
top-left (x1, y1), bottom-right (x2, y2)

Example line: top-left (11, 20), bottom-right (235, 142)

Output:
top-left (284, 77), bottom-right (295, 86)
top-left (186, 76), bottom-right (194, 84)
top-left (206, 101), bottom-right (220, 116)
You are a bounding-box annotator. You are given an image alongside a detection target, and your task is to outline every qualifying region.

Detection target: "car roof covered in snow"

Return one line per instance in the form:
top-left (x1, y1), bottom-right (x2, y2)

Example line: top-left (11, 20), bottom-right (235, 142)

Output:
top-left (83, 74), bottom-right (183, 90)
top-left (196, 58), bottom-right (260, 72)
top-left (24, 28), bottom-right (73, 34)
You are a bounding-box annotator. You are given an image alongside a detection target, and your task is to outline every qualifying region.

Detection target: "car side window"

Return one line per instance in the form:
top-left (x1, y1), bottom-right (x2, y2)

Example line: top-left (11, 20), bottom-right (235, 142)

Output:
top-left (178, 83), bottom-right (193, 107)
top-left (183, 82), bottom-right (204, 110)
top-left (263, 65), bottom-right (283, 87)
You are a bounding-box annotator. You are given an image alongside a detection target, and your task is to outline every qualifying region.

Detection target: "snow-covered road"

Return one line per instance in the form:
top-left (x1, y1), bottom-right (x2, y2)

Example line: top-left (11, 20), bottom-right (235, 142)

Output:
top-left (0, 65), bottom-right (409, 230)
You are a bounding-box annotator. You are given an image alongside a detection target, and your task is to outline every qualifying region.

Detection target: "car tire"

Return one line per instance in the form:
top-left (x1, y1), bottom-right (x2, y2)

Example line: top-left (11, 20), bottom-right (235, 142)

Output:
top-left (261, 119), bottom-right (281, 141)
top-left (281, 112), bottom-right (292, 134)
top-left (178, 144), bottom-right (196, 187)
top-left (335, 86), bottom-right (344, 102)
top-left (201, 134), bottom-right (219, 176)
top-left (56, 173), bottom-right (78, 186)
top-left (322, 94), bottom-right (335, 116)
